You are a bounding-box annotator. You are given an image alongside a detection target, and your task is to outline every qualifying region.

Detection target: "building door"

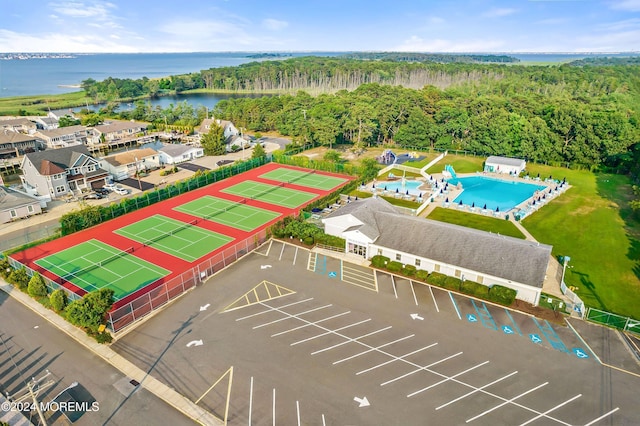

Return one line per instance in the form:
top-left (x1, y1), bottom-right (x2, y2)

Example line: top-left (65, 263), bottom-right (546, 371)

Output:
top-left (348, 242), bottom-right (367, 258)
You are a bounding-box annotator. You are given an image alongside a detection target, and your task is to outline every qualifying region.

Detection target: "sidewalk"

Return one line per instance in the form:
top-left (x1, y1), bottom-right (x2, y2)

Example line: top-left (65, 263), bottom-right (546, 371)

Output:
top-left (0, 281), bottom-right (223, 426)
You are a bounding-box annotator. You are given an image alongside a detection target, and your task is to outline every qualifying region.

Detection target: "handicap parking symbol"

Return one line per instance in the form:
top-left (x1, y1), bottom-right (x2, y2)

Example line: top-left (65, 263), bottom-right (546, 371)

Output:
top-left (467, 314), bottom-right (477, 323)
top-left (529, 334), bottom-right (542, 344)
top-left (572, 348), bottom-right (589, 359)
top-left (502, 325), bottom-right (514, 334)
top-left (328, 271), bottom-right (337, 278)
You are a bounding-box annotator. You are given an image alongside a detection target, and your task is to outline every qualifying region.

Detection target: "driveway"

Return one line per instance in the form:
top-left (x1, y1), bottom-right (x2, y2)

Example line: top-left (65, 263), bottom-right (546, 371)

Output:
top-left (177, 162), bottom-right (210, 172)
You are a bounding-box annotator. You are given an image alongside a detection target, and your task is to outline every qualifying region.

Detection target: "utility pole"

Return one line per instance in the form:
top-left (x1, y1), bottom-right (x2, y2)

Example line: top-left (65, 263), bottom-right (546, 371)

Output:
top-left (7, 370), bottom-right (55, 426)
top-left (134, 156), bottom-right (142, 191)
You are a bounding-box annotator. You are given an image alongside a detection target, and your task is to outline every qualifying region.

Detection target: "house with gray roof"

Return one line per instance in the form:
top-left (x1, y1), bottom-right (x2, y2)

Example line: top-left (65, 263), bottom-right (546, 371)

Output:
top-left (484, 156), bottom-right (526, 175)
top-left (101, 148), bottom-right (160, 181)
top-left (0, 186), bottom-right (42, 224)
top-left (0, 117), bottom-right (37, 134)
top-left (0, 130), bottom-right (42, 159)
top-left (34, 125), bottom-right (89, 149)
top-left (20, 145), bottom-right (108, 200)
top-left (157, 144), bottom-right (203, 165)
top-left (322, 197), bottom-right (551, 305)
top-left (90, 120), bottom-right (148, 145)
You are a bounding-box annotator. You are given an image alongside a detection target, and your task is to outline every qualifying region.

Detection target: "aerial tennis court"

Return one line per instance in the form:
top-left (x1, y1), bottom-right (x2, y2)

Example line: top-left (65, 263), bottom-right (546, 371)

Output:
top-left (174, 195), bottom-right (281, 232)
top-left (221, 180), bottom-right (317, 208)
top-left (259, 168), bottom-right (348, 191)
top-left (35, 239), bottom-right (170, 300)
top-left (114, 214), bottom-right (234, 262)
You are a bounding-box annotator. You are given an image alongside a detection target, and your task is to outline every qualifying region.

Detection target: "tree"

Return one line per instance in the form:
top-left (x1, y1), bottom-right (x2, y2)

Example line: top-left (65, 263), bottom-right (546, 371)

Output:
top-left (65, 288), bottom-right (115, 332)
top-left (8, 267), bottom-right (29, 291)
top-left (323, 150), bottom-right (341, 163)
top-left (0, 258), bottom-right (10, 278)
top-left (27, 272), bottom-right (48, 298)
top-left (359, 158), bottom-right (380, 182)
top-left (50, 289), bottom-right (69, 312)
top-left (81, 113), bottom-right (102, 127)
top-left (58, 115), bottom-right (81, 127)
top-left (251, 142), bottom-right (266, 159)
top-left (201, 123), bottom-right (226, 155)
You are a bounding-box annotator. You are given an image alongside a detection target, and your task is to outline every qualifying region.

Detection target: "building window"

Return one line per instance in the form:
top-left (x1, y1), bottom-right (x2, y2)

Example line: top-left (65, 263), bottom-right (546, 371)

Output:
top-left (55, 185), bottom-right (65, 193)
top-left (395, 253), bottom-right (401, 261)
top-left (455, 269), bottom-right (461, 278)
top-left (415, 259), bottom-right (421, 267)
top-left (377, 248), bottom-right (382, 255)
top-left (434, 264), bottom-right (441, 272)
top-left (87, 165), bottom-right (95, 172)
top-left (10, 210), bottom-right (17, 218)
top-left (27, 205), bottom-right (34, 213)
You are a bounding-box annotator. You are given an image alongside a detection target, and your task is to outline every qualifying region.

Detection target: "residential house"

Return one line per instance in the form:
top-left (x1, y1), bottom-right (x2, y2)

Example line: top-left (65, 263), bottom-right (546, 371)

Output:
top-left (34, 125), bottom-right (89, 149)
top-left (225, 134), bottom-right (251, 152)
top-left (484, 156), bottom-right (526, 175)
top-left (33, 116), bottom-right (59, 130)
top-left (90, 120), bottom-right (148, 145)
top-left (157, 144), bottom-right (204, 165)
top-left (322, 197), bottom-right (551, 305)
top-left (20, 145), bottom-right (109, 199)
top-left (0, 117), bottom-right (37, 134)
top-left (0, 186), bottom-right (42, 224)
top-left (0, 130), bottom-right (43, 159)
top-left (196, 118), bottom-right (239, 139)
top-left (101, 148), bottom-right (160, 181)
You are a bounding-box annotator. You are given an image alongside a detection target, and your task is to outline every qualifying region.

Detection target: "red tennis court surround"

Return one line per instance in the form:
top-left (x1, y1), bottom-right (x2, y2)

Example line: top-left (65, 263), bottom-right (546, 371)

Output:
top-left (10, 163), bottom-right (353, 319)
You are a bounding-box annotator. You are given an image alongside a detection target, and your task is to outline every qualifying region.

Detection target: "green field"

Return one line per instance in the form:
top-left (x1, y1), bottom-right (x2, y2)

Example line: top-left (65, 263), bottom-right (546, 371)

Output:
top-left (115, 215), bottom-right (234, 262)
top-left (426, 155), bottom-right (485, 174)
top-left (222, 181), bottom-right (317, 208)
top-left (427, 207), bottom-right (526, 239)
top-left (259, 168), bottom-right (348, 190)
top-left (35, 239), bottom-right (170, 300)
top-left (174, 196), bottom-right (281, 231)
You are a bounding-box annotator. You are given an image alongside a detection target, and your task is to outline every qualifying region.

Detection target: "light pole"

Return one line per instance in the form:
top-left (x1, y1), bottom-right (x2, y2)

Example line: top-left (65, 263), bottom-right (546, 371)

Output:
top-left (561, 256), bottom-right (571, 285)
top-left (134, 156), bottom-right (142, 191)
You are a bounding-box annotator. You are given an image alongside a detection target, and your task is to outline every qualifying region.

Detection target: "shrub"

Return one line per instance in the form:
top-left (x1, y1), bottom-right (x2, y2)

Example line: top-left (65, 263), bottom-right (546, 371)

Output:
top-left (442, 276), bottom-right (462, 291)
top-left (315, 234), bottom-right (345, 248)
top-left (50, 289), bottom-right (68, 312)
top-left (402, 264), bottom-right (417, 277)
top-left (415, 269), bottom-right (430, 282)
top-left (460, 280), bottom-right (489, 298)
top-left (8, 267), bottom-right (29, 291)
top-left (426, 272), bottom-right (447, 286)
top-left (488, 285), bottom-right (517, 306)
top-left (27, 272), bottom-right (48, 298)
top-left (303, 236), bottom-right (314, 245)
top-left (93, 330), bottom-right (113, 344)
top-left (386, 261), bottom-right (403, 273)
top-left (0, 258), bottom-right (11, 278)
top-left (370, 255), bottom-right (389, 268)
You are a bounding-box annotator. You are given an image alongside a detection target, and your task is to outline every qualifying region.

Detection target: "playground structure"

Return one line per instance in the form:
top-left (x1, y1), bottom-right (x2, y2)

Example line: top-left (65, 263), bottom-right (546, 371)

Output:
top-left (376, 150), bottom-right (424, 165)
top-left (443, 164), bottom-right (457, 179)
top-left (377, 149), bottom-right (396, 165)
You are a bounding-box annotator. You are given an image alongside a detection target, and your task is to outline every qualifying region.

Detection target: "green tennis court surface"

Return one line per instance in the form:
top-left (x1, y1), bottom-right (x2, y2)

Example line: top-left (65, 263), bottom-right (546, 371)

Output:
top-left (259, 168), bottom-right (348, 190)
top-left (174, 196), bottom-right (281, 232)
top-left (221, 180), bottom-right (317, 208)
top-left (35, 239), bottom-right (170, 300)
top-left (115, 214), bottom-right (234, 262)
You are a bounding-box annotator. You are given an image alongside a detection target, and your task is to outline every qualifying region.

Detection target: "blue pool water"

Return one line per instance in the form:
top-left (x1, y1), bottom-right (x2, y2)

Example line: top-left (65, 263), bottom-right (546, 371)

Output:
top-left (448, 176), bottom-right (546, 212)
top-left (374, 180), bottom-right (425, 196)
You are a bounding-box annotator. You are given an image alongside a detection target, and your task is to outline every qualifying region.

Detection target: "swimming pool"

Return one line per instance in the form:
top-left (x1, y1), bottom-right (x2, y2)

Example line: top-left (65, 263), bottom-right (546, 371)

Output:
top-left (374, 180), bottom-right (425, 196)
top-left (448, 176), bottom-right (546, 212)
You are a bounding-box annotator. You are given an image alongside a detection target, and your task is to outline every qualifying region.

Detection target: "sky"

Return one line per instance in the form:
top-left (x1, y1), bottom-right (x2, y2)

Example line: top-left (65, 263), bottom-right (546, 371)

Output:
top-left (1, 0), bottom-right (639, 53)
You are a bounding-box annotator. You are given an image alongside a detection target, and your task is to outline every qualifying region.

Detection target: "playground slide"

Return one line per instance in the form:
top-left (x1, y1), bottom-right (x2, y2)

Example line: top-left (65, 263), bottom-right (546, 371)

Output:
top-left (445, 165), bottom-right (457, 179)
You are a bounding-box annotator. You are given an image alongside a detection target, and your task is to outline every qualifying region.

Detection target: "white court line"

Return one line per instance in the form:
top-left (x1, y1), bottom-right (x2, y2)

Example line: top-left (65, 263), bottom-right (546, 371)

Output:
top-left (391, 275), bottom-right (398, 299)
top-left (381, 352), bottom-right (463, 386)
top-left (333, 334), bottom-right (415, 365)
top-left (271, 311), bottom-right (351, 337)
top-left (356, 343), bottom-right (438, 375)
top-left (466, 382), bottom-right (549, 423)
top-left (410, 280), bottom-right (418, 306)
top-left (518, 394), bottom-right (582, 426)
top-left (311, 326), bottom-right (392, 355)
top-left (429, 286), bottom-right (439, 312)
top-left (583, 408), bottom-right (620, 426)
top-left (436, 371), bottom-right (519, 410)
top-left (290, 319), bottom-right (371, 346)
top-left (253, 304), bottom-right (332, 329)
top-left (235, 298), bottom-right (314, 321)
top-left (407, 361), bottom-right (490, 397)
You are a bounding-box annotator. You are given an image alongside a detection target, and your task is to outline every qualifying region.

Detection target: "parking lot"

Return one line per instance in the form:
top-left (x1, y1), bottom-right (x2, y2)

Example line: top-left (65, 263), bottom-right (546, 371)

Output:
top-left (113, 240), bottom-right (640, 425)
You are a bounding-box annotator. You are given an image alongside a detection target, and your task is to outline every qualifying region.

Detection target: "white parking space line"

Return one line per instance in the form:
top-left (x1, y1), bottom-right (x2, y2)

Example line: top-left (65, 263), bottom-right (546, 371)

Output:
top-left (466, 382), bottom-right (549, 423)
top-left (272, 388), bottom-right (276, 426)
top-left (293, 247), bottom-right (298, 265)
top-left (356, 343), bottom-right (438, 375)
top-left (271, 311), bottom-right (351, 337)
top-left (583, 408), bottom-right (620, 426)
top-left (235, 298), bottom-right (314, 321)
top-left (253, 304), bottom-right (332, 329)
top-left (410, 280), bottom-right (418, 305)
top-left (333, 334), bottom-right (415, 365)
top-left (407, 361), bottom-right (490, 397)
top-left (449, 291), bottom-right (462, 319)
top-left (341, 264), bottom-right (377, 290)
top-left (296, 400), bottom-right (301, 426)
top-left (249, 376), bottom-right (254, 426)
top-left (518, 394), bottom-right (582, 426)
top-left (429, 286), bottom-right (439, 312)
top-left (311, 326), bottom-right (393, 355)
top-left (322, 414), bottom-right (326, 426)
top-left (290, 319), bottom-right (372, 346)
top-left (435, 371), bottom-right (519, 410)
top-left (381, 351), bottom-right (463, 386)
top-left (279, 243), bottom-right (285, 261)
top-left (391, 275), bottom-right (398, 298)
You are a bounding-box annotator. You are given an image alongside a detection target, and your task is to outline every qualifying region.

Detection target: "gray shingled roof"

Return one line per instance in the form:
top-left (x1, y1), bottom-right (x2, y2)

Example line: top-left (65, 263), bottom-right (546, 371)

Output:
top-left (158, 144), bottom-right (192, 157)
top-left (486, 156), bottom-right (525, 167)
top-left (0, 186), bottom-right (39, 210)
top-left (373, 212), bottom-right (551, 287)
top-left (326, 197), bottom-right (398, 240)
top-left (24, 145), bottom-right (93, 174)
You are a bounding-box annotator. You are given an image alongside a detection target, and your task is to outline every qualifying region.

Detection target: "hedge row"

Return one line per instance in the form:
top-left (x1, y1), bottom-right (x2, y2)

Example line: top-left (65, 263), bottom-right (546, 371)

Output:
top-left (371, 256), bottom-right (517, 306)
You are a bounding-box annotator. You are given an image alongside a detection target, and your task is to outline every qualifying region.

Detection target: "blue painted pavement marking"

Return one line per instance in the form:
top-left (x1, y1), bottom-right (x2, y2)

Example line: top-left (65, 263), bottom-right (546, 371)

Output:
top-left (572, 348), bottom-right (590, 359)
top-left (328, 271), bottom-right (337, 278)
top-left (471, 300), bottom-right (498, 331)
top-left (467, 314), bottom-right (478, 323)
top-left (529, 334), bottom-right (542, 344)
top-left (502, 325), bottom-right (514, 334)
top-left (503, 309), bottom-right (523, 335)
top-left (315, 255), bottom-right (327, 275)
top-left (532, 318), bottom-right (570, 353)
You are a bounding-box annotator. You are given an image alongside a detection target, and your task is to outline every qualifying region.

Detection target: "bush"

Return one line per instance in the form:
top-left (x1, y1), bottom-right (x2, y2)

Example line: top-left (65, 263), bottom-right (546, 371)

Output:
top-left (426, 272), bottom-right (447, 286)
top-left (50, 289), bottom-right (68, 312)
top-left (386, 261), bottom-right (403, 273)
top-left (370, 255), bottom-right (389, 268)
top-left (65, 288), bottom-right (115, 333)
top-left (303, 236), bottom-right (314, 245)
top-left (415, 269), bottom-right (430, 282)
top-left (402, 264), bottom-right (417, 277)
top-left (27, 272), bottom-right (48, 298)
top-left (460, 280), bottom-right (489, 298)
top-left (315, 234), bottom-right (345, 248)
top-left (8, 267), bottom-right (29, 291)
top-left (488, 285), bottom-right (517, 306)
top-left (93, 330), bottom-right (113, 344)
top-left (0, 258), bottom-right (11, 278)
top-left (442, 276), bottom-right (462, 291)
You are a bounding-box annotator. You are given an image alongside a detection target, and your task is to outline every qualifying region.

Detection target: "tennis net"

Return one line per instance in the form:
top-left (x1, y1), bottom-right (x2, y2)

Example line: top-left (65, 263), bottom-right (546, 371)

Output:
top-left (60, 246), bottom-right (134, 282)
top-left (288, 169), bottom-right (316, 184)
top-left (142, 219), bottom-right (198, 246)
top-left (251, 183), bottom-right (284, 200)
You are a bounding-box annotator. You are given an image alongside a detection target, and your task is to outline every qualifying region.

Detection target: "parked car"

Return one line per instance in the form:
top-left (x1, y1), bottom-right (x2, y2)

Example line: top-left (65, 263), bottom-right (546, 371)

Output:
top-left (216, 159), bottom-right (234, 167)
top-left (104, 182), bottom-right (117, 191)
top-left (82, 192), bottom-right (104, 200)
top-left (95, 187), bottom-right (110, 195)
top-left (114, 186), bottom-right (129, 195)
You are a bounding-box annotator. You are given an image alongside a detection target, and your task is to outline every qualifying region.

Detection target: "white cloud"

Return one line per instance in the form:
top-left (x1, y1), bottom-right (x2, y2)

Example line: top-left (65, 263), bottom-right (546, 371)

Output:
top-left (481, 8), bottom-right (517, 18)
top-left (536, 17), bottom-right (569, 25)
top-left (609, 0), bottom-right (640, 11)
top-left (0, 29), bottom-right (138, 53)
top-left (395, 35), bottom-right (506, 52)
top-left (262, 18), bottom-right (289, 31)
top-left (427, 16), bottom-right (445, 25)
top-left (49, 1), bottom-right (116, 19)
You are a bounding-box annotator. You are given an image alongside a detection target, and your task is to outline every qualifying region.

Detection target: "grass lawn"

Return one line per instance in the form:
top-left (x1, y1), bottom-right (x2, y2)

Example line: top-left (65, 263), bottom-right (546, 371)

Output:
top-left (402, 152), bottom-right (441, 168)
top-left (427, 207), bottom-right (526, 239)
top-left (378, 168), bottom-right (422, 180)
top-left (426, 154), bottom-right (485, 174)
top-left (522, 163), bottom-right (640, 319)
top-left (0, 91), bottom-right (93, 115)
